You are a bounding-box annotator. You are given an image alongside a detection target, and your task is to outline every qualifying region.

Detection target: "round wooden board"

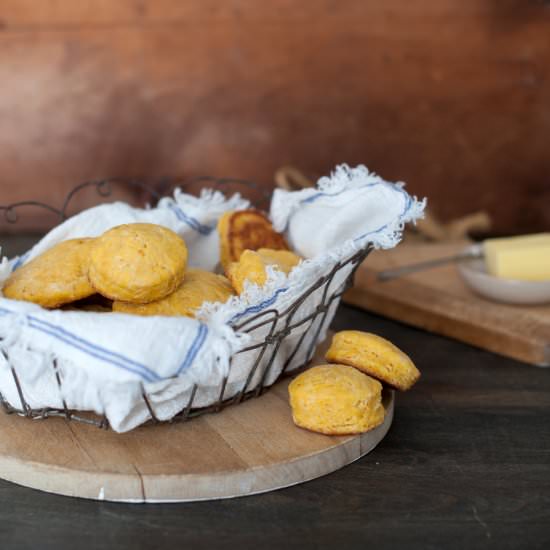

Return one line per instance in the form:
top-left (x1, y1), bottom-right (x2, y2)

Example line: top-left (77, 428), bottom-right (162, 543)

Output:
top-left (0, 346), bottom-right (394, 503)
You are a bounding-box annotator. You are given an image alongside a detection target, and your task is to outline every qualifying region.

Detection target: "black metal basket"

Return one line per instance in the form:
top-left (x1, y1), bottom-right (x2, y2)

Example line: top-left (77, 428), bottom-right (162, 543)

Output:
top-left (0, 178), bottom-right (370, 429)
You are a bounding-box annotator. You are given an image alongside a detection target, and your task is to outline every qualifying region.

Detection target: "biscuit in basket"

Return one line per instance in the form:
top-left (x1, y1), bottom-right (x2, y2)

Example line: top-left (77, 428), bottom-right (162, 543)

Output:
top-left (2, 238), bottom-right (96, 308)
top-left (88, 223), bottom-right (187, 303)
top-left (113, 268), bottom-right (234, 317)
top-left (325, 330), bottom-right (420, 391)
top-left (288, 364), bottom-right (385, 435)
top-left (226, 248), bottom-right (301, 294)
top-left (218, 209), bottom-right (289, 271)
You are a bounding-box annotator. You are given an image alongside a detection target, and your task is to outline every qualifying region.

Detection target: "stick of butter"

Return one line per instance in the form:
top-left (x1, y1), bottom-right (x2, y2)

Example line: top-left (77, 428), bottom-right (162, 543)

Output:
top-left (484, 233), bottom-right (550, 281)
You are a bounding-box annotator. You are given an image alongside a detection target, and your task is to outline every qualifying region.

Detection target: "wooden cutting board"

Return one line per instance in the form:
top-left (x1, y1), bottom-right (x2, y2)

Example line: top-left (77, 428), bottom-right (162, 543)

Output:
top-left (344, 242), bottom-right (550, 367)
top-left (0, 339), bottom-right (394, 503)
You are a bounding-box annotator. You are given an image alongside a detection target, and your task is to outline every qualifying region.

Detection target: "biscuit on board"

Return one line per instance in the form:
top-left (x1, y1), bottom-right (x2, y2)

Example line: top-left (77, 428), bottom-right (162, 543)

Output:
top-left (218, 210), bottom-right (289, 272)
top-left (325, 330), bottom-right (420, 391)
top-left (226, 248), bottom-right (301, 294)
top-left (113, 268), bottom-right (234, 317)
top-left (288, 364), bottom-right (385, 435)
top-left (2, 238), bottom-right (96, 308)
top-left (88, 223), bottom-right (187, 303)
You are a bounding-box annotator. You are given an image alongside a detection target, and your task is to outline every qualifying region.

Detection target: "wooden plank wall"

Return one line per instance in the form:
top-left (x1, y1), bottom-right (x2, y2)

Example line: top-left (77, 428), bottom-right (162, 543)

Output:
top-left (0, 1), bottom-right (549, 233)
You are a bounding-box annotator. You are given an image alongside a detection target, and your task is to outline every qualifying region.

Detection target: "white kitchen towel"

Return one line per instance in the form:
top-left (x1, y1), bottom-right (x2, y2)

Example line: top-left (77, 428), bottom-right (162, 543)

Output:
top-left (270, 164), bottom-right (425, 257)
top-left (0, 164), bottom-right (425, 432)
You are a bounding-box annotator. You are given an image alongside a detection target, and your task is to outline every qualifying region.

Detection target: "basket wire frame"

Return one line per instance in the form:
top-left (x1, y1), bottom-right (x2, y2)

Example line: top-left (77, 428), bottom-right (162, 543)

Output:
top-left (0, 178), bottom-right (370, 429)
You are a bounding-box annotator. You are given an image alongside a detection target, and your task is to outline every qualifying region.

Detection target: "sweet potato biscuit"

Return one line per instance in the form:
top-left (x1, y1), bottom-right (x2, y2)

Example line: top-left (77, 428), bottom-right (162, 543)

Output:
top-left (288, 364), bottom-right (385, 435)
top-left (226, 248), bottom-right (301, 294)
top-left (113, 268), bottom-right (234, 317)
top-left (218, 210), bottom-right (289, 272)
top-left (2, 238), bottom-right (96, 308)
top-left (325, 330), bottom-right (420, 391)
top-left (88, 223), bottom-right (187, 303)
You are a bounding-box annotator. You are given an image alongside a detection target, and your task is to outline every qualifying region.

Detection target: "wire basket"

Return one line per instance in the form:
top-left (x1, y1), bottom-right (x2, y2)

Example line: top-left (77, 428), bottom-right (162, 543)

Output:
top-left (0, 178), bottom-right (371, 429)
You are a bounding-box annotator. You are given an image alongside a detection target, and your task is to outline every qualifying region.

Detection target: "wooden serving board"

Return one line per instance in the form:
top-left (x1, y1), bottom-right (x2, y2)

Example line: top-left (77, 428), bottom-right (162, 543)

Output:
top-left (345, 242), bottom-right (550, 367)
top-left (0, 340), bottom-right (394, 503)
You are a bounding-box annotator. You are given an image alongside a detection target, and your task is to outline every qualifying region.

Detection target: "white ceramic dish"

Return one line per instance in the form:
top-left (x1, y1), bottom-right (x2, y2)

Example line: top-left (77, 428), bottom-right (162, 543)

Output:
top-left (457, 244), bottom-right (550, 305)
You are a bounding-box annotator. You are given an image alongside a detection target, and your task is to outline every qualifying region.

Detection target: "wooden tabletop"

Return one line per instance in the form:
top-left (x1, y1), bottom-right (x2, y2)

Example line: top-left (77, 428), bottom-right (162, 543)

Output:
top-left (1, 304), bottom-right (549, 549)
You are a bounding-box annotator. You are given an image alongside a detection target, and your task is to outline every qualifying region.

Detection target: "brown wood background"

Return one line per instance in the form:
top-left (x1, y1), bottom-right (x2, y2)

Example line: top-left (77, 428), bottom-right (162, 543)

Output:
top-left (0, 0), bottom-right (549, 233)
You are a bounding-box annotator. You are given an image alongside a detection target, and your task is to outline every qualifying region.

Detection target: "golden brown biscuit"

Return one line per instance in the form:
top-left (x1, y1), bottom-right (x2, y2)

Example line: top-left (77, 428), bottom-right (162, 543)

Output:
top-left (218, 210), bottom-right (289, 272)
top-left (226, 248), bottom-right (301, 294)
top-left (88, 223), bottom-right (187, 303)
top-left (113, 268), bottom-right (234, 317)
top-left (288, 364), bottom-right (385, 435)
top-left (325, 330), bottom-right (420, 391)
top-left (3, 238), bottom-right (96, 308)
